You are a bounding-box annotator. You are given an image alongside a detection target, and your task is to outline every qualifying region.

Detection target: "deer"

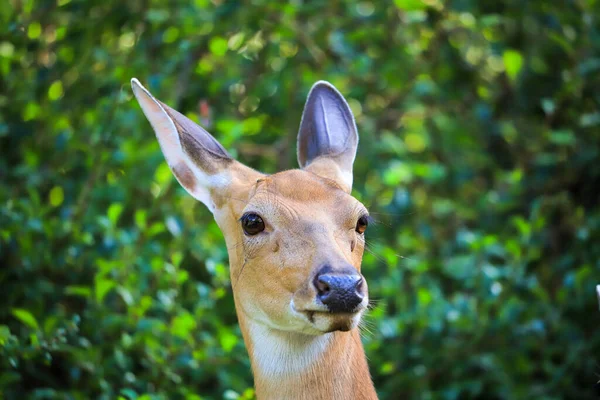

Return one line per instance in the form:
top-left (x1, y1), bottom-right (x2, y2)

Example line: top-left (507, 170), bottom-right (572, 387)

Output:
top-left (131, 78), bottom-right (378, 400)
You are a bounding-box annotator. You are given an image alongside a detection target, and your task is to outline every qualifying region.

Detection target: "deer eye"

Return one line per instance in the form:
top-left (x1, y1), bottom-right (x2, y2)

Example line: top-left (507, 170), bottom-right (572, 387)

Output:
top-left (356, 215), bottom-right (369, 234)
top-left (241, 213), bottom-right (265, 235)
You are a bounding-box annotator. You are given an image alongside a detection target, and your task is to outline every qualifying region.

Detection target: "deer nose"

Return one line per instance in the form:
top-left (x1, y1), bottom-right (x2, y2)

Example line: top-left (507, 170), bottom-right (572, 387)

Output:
top-left (314, 269), bottom-right (365, 313)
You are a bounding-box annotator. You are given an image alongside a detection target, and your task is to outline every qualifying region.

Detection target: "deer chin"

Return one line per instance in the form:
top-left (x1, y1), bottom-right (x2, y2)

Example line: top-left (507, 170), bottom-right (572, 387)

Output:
top-left (290, 298), bottom-right (368, 335)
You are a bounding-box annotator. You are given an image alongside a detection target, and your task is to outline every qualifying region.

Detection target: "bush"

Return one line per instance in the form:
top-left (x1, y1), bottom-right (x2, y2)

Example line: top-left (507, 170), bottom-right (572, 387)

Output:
top-left (1, 1), bottom-right (599, 399)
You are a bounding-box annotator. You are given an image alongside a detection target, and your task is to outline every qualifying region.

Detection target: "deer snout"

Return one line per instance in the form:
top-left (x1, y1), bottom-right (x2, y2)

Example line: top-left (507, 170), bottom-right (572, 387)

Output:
top-left (313, 267), bottom-right (366, 313)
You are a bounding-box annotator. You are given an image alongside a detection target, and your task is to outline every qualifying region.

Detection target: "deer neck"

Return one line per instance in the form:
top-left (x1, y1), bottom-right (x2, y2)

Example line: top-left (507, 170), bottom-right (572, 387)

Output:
top-left (236, 311), bottom-right (378, 400)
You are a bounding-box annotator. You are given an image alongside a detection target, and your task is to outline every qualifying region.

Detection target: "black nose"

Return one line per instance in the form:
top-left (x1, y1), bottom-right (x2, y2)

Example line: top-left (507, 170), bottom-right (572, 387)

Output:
top-left (314, 269), bottom-right (364, 313)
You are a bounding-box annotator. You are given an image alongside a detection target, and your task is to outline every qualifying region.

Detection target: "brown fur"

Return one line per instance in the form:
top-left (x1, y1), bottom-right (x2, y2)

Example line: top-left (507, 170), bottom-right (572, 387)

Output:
top-left (131, 78), bottom-right (378, 399)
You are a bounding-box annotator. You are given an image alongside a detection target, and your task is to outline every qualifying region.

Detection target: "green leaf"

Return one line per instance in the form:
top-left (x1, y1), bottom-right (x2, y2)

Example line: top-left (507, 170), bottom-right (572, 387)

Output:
top-left (417, 288), bottom-right (432, 306)
top-left (11, 308), bottom-right (39, 330)
top-left (503, 49), bottom-right (523, 82)
top-left (147, 222), bottom-right (166, 236)
top-left (108, 203), bottom-right (124, 225)
top-left (120, 388), bottom-right (138, 399)
top-left (65, 285), bottom-right (92, 297)
top-left (49, 186), bottom-right (64, 207)
top-left (135, 209), bottom-right (147, 229)
top-left (219, 329), bottom-right (238, 352)
top-left (580, 112), bottom-right (600, 127)
top-left (95, 278), bottom-right (115, 303)
top-left (117, 287), bottom-right (134, 306)
top-left (163, 27), bottom-right (179, 44)
top-left (171, 312), bottom-right (197, 339)
top-left (28, 22), bottom-right (42, 39)
top-left (0, 42), bottom-right (15, 58)
top-left (48, 81), bottom-right (64, 101)
top-left (394, 0), bottom-right (427, 11)
top-left (23, 102), bottom-right (41, 121)
top-left (404, 132), bottom-right (427, 153)
top-left (30, 333), bottom-right (39, 346)
top-left (549, 130), bottom-right (575, 146)
top-left (154, 162), bottom-right (172, 184)
top-left (0, 325), bottom-right (12, 345)
top-left (228, 32), bottom-right (245, 51)
top-left (209, 37), bottom-right (228, 56)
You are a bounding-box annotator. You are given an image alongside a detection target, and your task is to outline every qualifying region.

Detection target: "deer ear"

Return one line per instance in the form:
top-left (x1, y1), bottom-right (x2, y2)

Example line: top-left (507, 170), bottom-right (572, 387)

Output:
top-left (131, 78), bottom-right (254, 212)
top-left (297, 81), bottom-right (359, 193)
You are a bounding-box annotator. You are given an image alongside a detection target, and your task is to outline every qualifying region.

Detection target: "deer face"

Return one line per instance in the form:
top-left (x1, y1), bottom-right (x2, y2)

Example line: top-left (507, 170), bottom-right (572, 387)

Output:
top-left (132, 79), bottom-right (368, 335)
top-left (220, 169), bottom-right (369, 334)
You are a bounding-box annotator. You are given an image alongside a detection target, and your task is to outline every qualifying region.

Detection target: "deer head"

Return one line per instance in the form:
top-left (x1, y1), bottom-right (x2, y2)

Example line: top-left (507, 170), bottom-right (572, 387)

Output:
top-left (131, 78), bottom-right (369, 335)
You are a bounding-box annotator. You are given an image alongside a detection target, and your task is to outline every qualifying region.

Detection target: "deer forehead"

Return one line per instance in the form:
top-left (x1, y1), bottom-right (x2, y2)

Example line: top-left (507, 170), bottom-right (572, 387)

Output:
top-left (257, 169), bottom-right (346, 200)
top-left (243, 170), bottom-right (366, 225)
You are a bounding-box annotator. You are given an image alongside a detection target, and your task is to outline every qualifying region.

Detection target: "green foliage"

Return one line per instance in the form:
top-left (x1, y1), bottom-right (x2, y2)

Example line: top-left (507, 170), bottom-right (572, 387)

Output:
top-left (1, 0), bottom-right (599, 399)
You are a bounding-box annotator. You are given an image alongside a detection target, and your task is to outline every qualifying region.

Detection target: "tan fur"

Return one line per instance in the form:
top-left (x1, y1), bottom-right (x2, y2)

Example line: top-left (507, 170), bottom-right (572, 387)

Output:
top-left (212, 170), bottom-right (377, 399)
top-left (131, 78), bottom-right (378, 399)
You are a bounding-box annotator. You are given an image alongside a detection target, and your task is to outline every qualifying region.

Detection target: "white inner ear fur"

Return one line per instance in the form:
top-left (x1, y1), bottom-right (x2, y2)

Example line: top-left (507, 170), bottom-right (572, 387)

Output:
top-left (131, 78), bottom-right (228, 212)
top-left (304, 156), bottom-right (354, 193)
top-left (328, 158), bottom-right (354, 192)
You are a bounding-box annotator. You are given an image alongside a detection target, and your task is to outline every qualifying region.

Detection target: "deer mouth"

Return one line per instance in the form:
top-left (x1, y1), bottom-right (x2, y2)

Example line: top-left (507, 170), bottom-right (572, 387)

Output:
top-left (292, 300), bottom-right (367, 333)
top-left (305, 311), bottom-right (359, 332)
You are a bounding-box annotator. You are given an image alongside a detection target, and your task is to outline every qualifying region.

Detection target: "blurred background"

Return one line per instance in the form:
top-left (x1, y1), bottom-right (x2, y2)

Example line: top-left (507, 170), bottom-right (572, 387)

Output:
top-left (1, 0), bottom-right (600, 399)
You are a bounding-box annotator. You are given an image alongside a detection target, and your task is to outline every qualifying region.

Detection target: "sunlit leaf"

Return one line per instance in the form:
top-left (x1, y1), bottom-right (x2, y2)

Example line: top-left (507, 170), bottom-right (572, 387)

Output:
top-left (48, 81), bottom-right (64, 101)
top-left (95, 278), bottom-right (115, 303)
top-left (27, 22), bottom-right (42, 39)
top-left (108, 203), bottom-right (124, 225)
top-left (209, 37), bottom-right (228, 56)
top-left (503, 49), bottom-right (523, 82)
top-left (11, 309), bottom-right (39, 330)
top-left (49, 186), bottom-right (64, 207)
top-left (394, 0), bottom-right (427, 11)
